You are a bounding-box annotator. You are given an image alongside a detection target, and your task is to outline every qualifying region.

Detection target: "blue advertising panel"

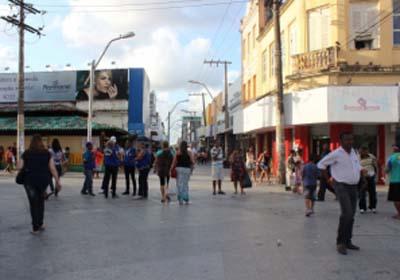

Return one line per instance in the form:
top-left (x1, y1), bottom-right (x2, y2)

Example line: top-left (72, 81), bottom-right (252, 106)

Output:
top-left (128, 68), bottom-right (144, 136)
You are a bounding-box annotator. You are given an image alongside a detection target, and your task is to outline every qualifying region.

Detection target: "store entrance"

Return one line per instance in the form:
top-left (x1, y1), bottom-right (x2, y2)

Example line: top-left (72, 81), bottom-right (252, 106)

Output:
top-left (312, 137), bottom-right (330, 160)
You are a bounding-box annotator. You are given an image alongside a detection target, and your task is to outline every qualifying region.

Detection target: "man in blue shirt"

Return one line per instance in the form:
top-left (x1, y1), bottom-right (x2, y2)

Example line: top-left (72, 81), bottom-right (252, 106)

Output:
top-left (102, 138), bottom-right (121, 198)
top-left (302, 154), bottom-right (319, 217)
top-left (81, 142), bottom-right (95, 196)
top-left (122, 138), bottom-right (137, 196)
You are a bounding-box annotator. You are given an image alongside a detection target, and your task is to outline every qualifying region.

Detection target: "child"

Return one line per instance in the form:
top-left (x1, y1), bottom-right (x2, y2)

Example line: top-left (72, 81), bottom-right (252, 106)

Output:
top-left (81, 142), bottom-right (96, 196)
top-left (293, 160), bottom-right (303, 194)
top-left (302, 154), bottom-right (319, 217)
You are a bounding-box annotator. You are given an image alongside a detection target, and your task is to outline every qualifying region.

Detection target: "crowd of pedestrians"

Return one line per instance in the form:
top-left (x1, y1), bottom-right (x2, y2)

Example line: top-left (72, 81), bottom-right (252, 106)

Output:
top-left (6, 130), bottom-right (400, 257)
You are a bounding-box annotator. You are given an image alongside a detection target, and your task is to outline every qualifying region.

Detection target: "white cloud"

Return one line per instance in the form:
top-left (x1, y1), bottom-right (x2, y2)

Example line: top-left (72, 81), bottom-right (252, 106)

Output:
top-left (0, 44), bottom-right (17, 71)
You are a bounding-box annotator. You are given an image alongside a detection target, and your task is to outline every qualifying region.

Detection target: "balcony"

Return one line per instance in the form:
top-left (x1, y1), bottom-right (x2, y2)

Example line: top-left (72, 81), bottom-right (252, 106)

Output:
top-left (290, 46), bottom-right (339, 75)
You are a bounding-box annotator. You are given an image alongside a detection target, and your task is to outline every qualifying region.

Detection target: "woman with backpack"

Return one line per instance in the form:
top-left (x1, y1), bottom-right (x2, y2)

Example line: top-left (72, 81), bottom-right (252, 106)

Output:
top-left (48, 138), bottom-right (64, 197)
top-left (154, 141), bottom-right (174, 203)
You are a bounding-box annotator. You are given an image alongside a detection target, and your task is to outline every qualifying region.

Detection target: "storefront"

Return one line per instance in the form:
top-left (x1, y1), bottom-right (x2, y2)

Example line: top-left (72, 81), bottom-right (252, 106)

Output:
top-left (235, 86), bottom-right (399, 180)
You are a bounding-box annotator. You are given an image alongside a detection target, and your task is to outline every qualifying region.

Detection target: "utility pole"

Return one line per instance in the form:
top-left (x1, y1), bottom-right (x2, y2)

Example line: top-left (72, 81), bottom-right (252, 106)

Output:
top-left (204, 59), bottom-right (232, 158)
top-left (1, 0), bottom-right (44, 161)
top-left (271, 0), bottom-right (286, 186)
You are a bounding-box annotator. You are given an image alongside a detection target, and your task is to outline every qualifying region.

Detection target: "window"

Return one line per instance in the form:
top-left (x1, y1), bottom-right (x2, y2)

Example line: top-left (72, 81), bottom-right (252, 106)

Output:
top-left (243, 39), bottom-right (246, 60)
top-left (394, 0), bottom-right (400, 45)
top-left (252, 25), bottom-right (256, 48)
top-left (242, 84), bottom-right (246, 101)
top-left (253, 75), bottom-right (256, 99)
top-left (281, 32), bottom-right (286, 73)
top-left (350, 2), bottom-right (380, 49)
top-left (308, 6), bottom-right (330, 51)
top-left (270, 43), bottom-right (275, 77)
top-left (262, 49), bottom-right (268, 82)
top-left (247, 32), bottom-right (251, 56)
top-left (248, 80), bottom-right (251, 100)
top-left (289, 22), bottom-right (298, 56)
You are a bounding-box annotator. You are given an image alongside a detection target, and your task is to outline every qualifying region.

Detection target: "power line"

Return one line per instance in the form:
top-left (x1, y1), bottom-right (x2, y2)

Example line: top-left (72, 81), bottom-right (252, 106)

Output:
top-left (38, 0), bottom-right (216, 8)
top-left (41, 0), bottom-right (248, 13)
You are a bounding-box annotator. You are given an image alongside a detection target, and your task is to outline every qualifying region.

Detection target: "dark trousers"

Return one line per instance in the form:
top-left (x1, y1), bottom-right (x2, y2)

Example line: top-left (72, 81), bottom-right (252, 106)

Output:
top-left (81, 169), bottom-right (93, 194)
top-left (124, 165), bottom-right (137, 195)
top-left (318, 176), bottom-right (336, 200)
top-left (359, 176), bottom-right (377, 210)
top-left (138, 167), bottom-right (150, 198)
top-left (334, 182), bottom-right (358, 245)
top-left (102, 165), bottom-right (118, 197)
top-left (24, 184), bottom-right (45, 231)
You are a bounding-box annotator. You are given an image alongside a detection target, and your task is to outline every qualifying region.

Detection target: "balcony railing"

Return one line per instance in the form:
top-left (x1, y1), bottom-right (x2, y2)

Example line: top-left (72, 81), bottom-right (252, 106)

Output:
top-left (291, 46), bottom-right (339, 74)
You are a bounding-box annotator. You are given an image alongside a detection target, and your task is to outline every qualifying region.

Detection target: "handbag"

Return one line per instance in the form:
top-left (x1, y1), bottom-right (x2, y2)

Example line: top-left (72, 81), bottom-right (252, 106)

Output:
top-left (15, 168), bottom-right (26, 185)
top-left (242, 172), bottom-right (252, 188)
top-left (171, 167), bottom-right (177, 178)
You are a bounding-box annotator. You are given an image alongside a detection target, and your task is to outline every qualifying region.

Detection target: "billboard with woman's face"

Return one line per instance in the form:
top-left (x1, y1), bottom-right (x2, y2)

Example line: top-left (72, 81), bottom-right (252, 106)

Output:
top-left (75, 69), bottom-right (129, 101)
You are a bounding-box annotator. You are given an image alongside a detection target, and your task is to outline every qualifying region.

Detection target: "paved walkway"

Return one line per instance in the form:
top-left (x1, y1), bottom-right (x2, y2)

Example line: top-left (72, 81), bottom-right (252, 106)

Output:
top-left (1, 166), bottom-right (399, 280)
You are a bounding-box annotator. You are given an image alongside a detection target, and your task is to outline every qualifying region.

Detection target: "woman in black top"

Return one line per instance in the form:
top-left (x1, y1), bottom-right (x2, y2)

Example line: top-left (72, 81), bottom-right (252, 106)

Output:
top-left (170, 141), bottom-right (194, 205)
top-left (154, 141), bottom-right (173, 203)
top-left (257, 149), bottom-right (271, 185)
top-left (19, 135), bottom-right (61, 234)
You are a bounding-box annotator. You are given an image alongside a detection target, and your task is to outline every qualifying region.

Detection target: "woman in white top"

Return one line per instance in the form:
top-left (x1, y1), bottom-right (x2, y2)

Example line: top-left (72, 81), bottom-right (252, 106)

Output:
top-left (246, 147), bottom-right (257, 182)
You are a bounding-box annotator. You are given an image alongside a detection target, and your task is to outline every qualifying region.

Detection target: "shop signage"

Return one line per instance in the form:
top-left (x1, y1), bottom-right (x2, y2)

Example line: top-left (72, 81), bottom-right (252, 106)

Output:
top-left (343, 97), bottom-right (381, 112)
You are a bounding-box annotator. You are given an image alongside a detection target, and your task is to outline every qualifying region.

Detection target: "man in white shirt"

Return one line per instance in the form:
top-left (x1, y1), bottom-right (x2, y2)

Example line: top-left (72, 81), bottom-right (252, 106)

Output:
top-left (317, 131), bottom-right (364, 255)
top-left (210, 141), bottom-right (225, 195)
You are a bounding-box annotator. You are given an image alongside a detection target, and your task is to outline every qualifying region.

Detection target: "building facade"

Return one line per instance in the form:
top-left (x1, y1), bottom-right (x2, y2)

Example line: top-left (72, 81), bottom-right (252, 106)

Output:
top-left (237, 0), bottom-right (400, 182)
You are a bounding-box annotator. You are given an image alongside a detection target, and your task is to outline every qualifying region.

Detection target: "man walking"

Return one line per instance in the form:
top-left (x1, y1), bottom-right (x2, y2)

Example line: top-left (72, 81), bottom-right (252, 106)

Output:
top-left (317, 132), bottom-right (364, 255)
top-left (385, 144), bottom-right (400, 220)
top-left (210, 141), bottom-right (225, 195)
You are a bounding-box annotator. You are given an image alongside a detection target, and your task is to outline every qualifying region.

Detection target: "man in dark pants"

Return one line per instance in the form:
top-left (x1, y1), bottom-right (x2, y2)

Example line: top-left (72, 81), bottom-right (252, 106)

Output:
top-left (318, 132), bottom-right (365, 255)
top-left (317, 143), bottom-right (336, 201)
top-left (101, 139), bottom-right (121, 199)
top-left (122, 138), bottom-right (137, 196)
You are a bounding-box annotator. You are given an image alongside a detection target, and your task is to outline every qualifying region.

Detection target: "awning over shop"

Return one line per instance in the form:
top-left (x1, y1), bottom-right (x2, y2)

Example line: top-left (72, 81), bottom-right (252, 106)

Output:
top-left (0, 115), bottom-right (127, 135)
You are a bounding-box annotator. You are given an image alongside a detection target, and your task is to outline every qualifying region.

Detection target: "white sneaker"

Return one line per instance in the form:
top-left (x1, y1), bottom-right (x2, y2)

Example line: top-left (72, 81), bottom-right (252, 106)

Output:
top-left (371, 208), bottom-right (377, 214)
top-left (360, 209), bottom-right (365, 214)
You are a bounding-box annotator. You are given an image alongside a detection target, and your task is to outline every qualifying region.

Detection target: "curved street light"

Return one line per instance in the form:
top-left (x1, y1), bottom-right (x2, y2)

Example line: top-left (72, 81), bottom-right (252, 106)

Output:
top-left (87, 31), bottom-right (135, 141)
top-left (167, 99), bottom-right (188, 143)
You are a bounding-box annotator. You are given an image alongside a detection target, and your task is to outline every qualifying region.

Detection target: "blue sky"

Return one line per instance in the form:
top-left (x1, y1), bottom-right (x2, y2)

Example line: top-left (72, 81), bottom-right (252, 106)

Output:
top-left (0, 0), bottom-right (247, 143)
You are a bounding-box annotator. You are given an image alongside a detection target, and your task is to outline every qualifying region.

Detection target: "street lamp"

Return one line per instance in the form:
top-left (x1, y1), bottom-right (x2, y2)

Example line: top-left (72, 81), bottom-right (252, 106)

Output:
top-left (167, 99), bottom-right (188, 143)
top-left (188, 80), bottom-right (215, 100)
top-left (87, 31), bottom-right (135, 141)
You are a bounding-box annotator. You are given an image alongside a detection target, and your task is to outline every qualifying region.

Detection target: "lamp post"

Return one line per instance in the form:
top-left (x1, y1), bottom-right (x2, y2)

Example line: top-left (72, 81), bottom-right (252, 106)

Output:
top-left (167, 99), bottom-right (188, 143)
top-left (87, 31), bottom-right (135, 142)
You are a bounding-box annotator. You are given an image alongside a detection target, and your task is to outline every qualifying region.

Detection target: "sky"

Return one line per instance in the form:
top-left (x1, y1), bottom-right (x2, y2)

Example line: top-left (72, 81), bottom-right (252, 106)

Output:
top-left (0, 0), bottom-right (247, 144)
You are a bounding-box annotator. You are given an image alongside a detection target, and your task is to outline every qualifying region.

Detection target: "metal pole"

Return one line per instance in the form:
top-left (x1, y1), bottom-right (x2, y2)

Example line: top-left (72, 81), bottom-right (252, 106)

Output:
top-left (202, 92), bottom-right (207, 127)
top-left (167, 111), bottom-right (171, 143)
top-left (87, 59), bottom-right (95, 142)
top-left (224, 62), bottom-right (229, 158)
top-left (273, 0), bottom-right (286, 186)
top-left (17, 0), bottom-right (25, 161)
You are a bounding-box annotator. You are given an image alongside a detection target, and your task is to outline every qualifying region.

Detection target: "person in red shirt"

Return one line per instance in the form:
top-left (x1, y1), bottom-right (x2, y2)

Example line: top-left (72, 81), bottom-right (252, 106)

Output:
top-left (5, 146), bottom-right (14, 174)
top-left (94, 147), bottom-right (104, 178)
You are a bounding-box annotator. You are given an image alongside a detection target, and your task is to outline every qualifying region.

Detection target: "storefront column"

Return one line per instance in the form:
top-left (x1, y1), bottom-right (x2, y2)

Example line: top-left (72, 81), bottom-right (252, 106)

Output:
top-left (330, 124), bottom-right (353, 150)
top-left (294, 125), bottom-right (310, 162)
top-left (378, 125), bottom-right (385, 185)
top-left (285, 128), bottom-right (293, 159)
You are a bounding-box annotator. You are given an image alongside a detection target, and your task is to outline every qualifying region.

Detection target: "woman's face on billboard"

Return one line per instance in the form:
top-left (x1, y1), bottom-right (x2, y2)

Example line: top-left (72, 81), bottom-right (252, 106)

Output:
top-left (96, 71), bottom-right (111, 93)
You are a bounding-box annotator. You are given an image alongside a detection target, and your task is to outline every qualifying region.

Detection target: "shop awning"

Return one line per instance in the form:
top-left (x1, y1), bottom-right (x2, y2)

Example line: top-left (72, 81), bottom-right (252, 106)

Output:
top-left (0, 116), bottom-right (126, 135)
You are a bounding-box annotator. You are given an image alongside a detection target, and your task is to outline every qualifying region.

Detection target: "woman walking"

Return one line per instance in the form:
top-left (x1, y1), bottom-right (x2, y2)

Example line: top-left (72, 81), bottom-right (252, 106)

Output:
top-left (171, 141), bottom-right (194, 205)
top-left (48, 138), bottom-right (64, 197)
top-left (246, 147), bottom-right (257, 182)
top-left (135, 143), bottom-right (151, 199)
top-left (19, 134), bottom-right (61, 234)
top-left (154, 141), bottom-right (174, 203)
top-left (230, 149), bottom-right (246, 195)
top-left (257, 149), bottom-right (272, 185)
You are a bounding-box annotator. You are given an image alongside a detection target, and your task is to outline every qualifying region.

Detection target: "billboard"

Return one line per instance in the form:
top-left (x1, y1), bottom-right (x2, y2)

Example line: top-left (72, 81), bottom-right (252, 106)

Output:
top-left (75, 69), bottom-right (128, 101)
top-left (0, 72), bottom-right (76, 102)
top-left (0, 69), bottom-right (129, 103)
